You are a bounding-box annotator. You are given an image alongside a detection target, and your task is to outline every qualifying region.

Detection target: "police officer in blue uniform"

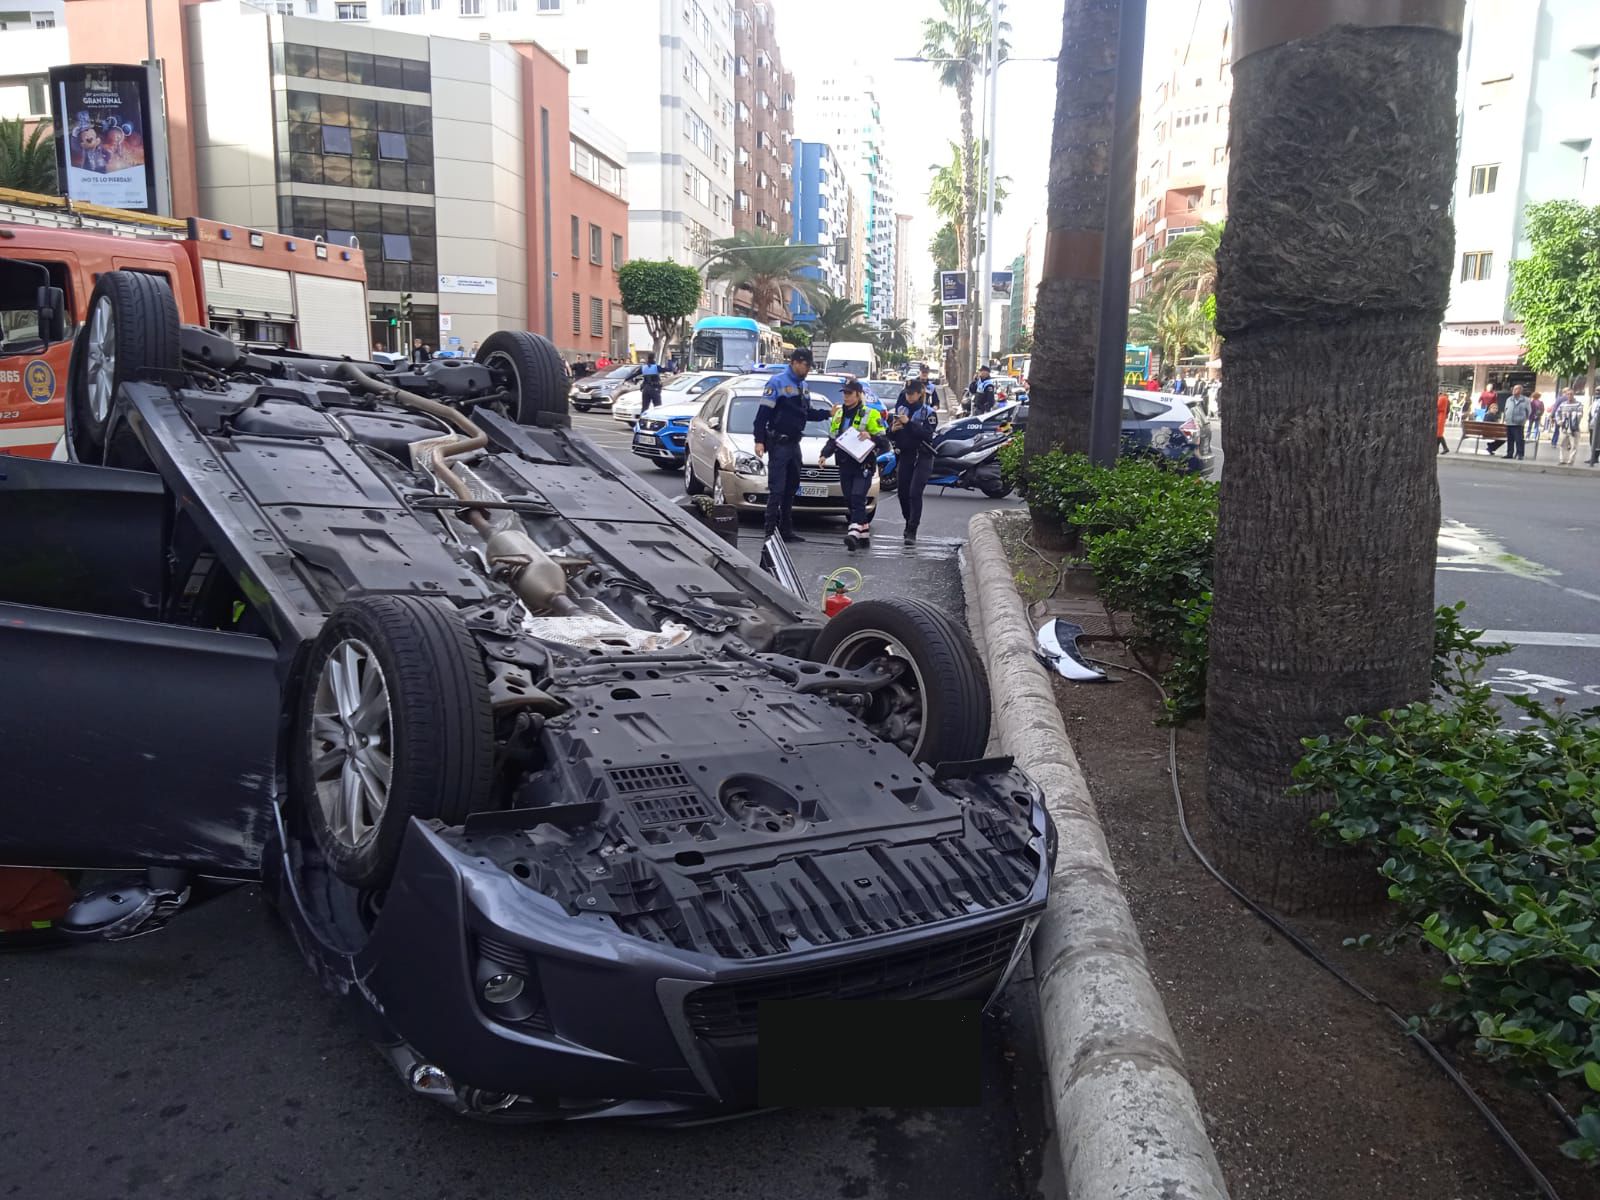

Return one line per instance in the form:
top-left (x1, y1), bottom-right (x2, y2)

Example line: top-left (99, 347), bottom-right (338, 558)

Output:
top-left (753, 347), bottom-right (823, 543)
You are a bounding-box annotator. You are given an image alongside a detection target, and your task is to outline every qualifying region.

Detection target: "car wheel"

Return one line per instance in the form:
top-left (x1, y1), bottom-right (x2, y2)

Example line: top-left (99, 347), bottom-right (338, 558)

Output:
top-left (684, 453), bottom-right (705, 495)
top-left (294, 594), bottom-right (495, 889)
top-left (712, 468), bottom-right (727, 506)
top-left (811, 597), bottom-right (990, 767)
top-left (68, 271), bottom-right (180, 464)
top-left (476, 331), bottom-right (569, 427)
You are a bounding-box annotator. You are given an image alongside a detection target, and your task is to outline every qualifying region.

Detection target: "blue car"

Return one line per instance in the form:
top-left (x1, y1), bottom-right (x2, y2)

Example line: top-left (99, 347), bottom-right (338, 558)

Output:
top-left (1119, 390), bottom-right (1213, 473)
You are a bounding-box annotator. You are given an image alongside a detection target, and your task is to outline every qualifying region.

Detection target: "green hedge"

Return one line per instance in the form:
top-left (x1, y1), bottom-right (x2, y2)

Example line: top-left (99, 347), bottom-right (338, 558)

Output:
top-left (1299, 606), bottom-right (1600, 1164)
top-left (1004, 442), bottom-right (1216, 719)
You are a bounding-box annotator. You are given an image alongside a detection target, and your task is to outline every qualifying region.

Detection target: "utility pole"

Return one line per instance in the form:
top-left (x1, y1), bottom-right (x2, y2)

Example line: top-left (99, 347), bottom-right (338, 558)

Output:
top-left (979, 0), bottom-right (1001, 369)
top-left (1088, 0), bottom-right (1147, 466)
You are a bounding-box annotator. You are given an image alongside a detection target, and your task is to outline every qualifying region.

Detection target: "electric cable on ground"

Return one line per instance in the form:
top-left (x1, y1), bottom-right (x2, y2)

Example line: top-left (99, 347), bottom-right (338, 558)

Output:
top-left (1084, 655), bottom-right (1568, 1200)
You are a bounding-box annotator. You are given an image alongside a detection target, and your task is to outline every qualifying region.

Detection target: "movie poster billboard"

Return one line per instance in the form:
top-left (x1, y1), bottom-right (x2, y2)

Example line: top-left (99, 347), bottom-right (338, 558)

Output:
top-left (939, 271), bottom-right (968, 306)
top-left (50, 65), bottom-right (157, 212)
top-left (941, 332), bottom-right (956, 349)
top-left (989, 270), bottom-right (1014, 302)
top-left (941, 308), bottom-right (959, 330)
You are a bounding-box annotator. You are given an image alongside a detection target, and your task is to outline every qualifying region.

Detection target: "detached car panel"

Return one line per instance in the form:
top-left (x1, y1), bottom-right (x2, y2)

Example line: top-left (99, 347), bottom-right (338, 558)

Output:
top-left (0, 324), bottom-right (1049, 1121)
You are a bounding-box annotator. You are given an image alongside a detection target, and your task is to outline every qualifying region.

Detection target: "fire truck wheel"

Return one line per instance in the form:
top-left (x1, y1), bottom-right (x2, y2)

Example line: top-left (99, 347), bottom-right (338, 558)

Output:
top-left (476, 331), bottom-right (570, 428)
top-left (68, 271), bottom-right (180, 464)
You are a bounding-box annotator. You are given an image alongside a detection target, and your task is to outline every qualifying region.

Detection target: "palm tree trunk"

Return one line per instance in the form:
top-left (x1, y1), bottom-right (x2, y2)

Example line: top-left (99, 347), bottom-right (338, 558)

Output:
top-left (1204, 9), bottom-right (1464, 914)
top-left (1023, 0), bottom-right (1119, 507)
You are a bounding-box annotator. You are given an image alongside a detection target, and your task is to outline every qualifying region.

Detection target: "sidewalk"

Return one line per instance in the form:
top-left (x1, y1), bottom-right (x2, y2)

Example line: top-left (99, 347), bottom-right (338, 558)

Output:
top-left (1439, 446), bottom-right (1596, 477)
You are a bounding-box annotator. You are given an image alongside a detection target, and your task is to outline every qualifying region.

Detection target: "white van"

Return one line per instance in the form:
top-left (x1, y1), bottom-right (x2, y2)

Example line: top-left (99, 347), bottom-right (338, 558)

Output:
top-left (823, 341), bottom-right (878, 380)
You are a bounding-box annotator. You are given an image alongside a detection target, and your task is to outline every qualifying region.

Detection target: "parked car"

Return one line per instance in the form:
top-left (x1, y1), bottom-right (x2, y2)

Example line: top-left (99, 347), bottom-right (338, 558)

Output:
top-left (613, 370), bottom-right (736, 425)
top-left (683, 374), bottom-right (879, 518)
top-left (866, 379), bottom-right (903, 405)
top-left (1120, 389), bottom-right (1213, 473)
top-left (570, 363), bottom-right (641, 411)
top-left (0, 289), bottom-right (1051, 1122)
top-left (370, 351), bottom-right (407, 369)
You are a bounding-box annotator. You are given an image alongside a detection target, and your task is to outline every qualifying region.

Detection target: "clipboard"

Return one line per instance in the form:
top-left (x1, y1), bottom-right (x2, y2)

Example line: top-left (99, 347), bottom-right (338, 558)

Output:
top-left (835, 425), bottom-right (876, 463)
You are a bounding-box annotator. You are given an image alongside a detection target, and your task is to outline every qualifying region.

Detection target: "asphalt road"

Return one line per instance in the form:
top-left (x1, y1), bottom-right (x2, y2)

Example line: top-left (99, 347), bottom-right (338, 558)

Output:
top-left (1, 412), bottom-right (1046, 1200)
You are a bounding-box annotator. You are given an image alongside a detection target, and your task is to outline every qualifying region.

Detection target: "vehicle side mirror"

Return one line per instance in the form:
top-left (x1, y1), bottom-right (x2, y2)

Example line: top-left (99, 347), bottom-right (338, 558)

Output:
top-left (37, 285), bottom-right (66, 345)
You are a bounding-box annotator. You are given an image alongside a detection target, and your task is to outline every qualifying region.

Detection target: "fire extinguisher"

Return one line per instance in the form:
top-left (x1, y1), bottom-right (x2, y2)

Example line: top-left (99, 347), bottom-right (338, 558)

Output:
top-left (822, 567), bottom-right (862, 618)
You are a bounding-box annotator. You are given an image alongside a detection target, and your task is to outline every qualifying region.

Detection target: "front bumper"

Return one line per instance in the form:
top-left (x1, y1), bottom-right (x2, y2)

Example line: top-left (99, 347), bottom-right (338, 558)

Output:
top-left (631, 422), bottom-right (689, 463)
top-left (726, 466), bottom-right (880, 515)
top-left (275, 812), bottom-right (1046, 1122)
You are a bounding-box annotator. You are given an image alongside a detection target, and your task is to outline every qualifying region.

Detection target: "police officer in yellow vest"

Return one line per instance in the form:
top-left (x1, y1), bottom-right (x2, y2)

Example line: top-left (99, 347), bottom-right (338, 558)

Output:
top-left (818, 378), bottom-right (887, 551)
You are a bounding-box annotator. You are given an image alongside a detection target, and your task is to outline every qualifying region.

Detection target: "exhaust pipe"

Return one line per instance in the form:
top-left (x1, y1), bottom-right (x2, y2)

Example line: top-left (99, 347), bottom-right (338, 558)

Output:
top-left (336, 363), bottom-right (576, 613)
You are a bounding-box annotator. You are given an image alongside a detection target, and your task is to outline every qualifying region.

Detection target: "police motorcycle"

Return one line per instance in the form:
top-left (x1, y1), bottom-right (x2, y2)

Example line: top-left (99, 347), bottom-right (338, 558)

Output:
top-left (927, 409), bottom-right (1016, 499)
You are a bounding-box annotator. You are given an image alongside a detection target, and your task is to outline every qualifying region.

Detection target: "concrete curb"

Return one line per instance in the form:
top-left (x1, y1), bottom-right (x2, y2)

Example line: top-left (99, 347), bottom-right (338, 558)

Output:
top-left (964, 510), bottom-right (1230, 1200)
top-left (1439, 448), bottom-right (1598, 477)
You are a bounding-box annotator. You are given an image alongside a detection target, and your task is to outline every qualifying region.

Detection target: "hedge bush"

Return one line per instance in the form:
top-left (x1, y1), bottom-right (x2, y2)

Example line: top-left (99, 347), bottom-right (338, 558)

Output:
top-left (1298, 604), bottom-right (1600, 1163)
top-left (1003, 442), bottom-right (1216, 719)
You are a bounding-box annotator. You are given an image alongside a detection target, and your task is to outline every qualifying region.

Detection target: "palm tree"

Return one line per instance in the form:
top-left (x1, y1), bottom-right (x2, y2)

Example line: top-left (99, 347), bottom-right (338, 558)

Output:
top-left (806, 293), bottom-right (873, 343)
top-left (0, 119), bottom-right (57, 193)
top-left (703, 230), bottom-right (823, 324)
top-left (922, 0), bottom-right (1008, 390)
top-left (1130, 286), bottom-right (1211, 372)
top-left (1023, 0), bottom-right (1120, 514)
top-left (878, 317), bottom-right (911, 355)
top-left (1203, 11), bottom-right (1465, 913)
top-left (928, 140), bottom-right (1009, 262)
top-left (1151, 220), bottom-right (1223, 299)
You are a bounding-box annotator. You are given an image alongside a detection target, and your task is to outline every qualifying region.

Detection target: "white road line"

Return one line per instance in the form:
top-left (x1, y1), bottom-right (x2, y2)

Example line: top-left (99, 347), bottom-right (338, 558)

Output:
top-left (1480, 630), bottom-right (1600, 648)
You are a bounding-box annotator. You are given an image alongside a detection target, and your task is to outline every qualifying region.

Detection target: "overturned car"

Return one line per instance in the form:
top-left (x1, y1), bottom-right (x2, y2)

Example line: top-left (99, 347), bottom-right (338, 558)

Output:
top-left (0, 274), bottom-right (1052, 1120)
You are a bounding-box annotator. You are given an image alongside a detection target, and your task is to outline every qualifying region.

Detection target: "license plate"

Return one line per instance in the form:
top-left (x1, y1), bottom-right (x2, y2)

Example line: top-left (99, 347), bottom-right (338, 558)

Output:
top-left (633, 432), bottom-right (652, 446)
top-left (797, 484), bottom-right (829, 498)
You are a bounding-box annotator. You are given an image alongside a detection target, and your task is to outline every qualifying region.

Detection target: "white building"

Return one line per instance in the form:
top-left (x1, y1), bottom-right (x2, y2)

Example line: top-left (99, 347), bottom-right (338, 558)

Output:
top-left (803, 71), bottom-right (894, 323)
top-left (892, 211), bottom-right (912, 322)
top-left (293, 0), bottom-right (738, 323)
top-left (1440, 0), bottom-right (1600, 390)
top-left (0, 1), bottom-right (59, 31)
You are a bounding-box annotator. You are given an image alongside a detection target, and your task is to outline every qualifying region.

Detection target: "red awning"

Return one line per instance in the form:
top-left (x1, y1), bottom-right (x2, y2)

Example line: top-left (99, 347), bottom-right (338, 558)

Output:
top-left (1437, 332), bottom-right (1525, 366)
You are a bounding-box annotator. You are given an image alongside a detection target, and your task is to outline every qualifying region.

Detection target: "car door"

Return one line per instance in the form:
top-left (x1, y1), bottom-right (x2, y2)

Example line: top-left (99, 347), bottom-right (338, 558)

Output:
top-left (0, 457), bottom-right (282, 877)
top-left (690, 388), bottom-right (727, 477)
top-left (0, 253), bottom-right (79, 461)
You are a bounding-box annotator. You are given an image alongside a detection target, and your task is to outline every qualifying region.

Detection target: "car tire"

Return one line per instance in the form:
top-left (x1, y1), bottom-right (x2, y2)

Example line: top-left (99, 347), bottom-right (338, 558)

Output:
top-left (811, 597), bottom-right (990, 767)
top-left (652, 458), bottom-right (680, 472)
top-left (684, 454), bottom-right (705, 496)
top-left (67, 271), bottom-right (180, 464)
top-left (476, 330), bottom-right (569, 427)
top-left (294, 594), bottom-right (495, 890)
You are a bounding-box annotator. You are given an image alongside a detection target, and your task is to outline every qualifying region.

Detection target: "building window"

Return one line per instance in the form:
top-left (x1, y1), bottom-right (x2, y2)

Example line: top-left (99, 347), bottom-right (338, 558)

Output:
top-left (381, 233), bottom-right (413, 261)
top-left (378, 131), bottom-right (409, 160)
top-left (1210, 187), bottom-right (1222, 203)
top-left (1469, 164), bottom-right (1499, 196)
top-left (589, 223), bottom-right (603, 264)
top-left (336, 2), bottom-right (367, 17)
top-left (572, 292), bottom-right (582, 333)
top-left (1216, 103), bottom-right (1229, 123)
top-left (538, 0), bottom-right (561, 9)
top-left (571, 215), bottom-right (580, 257)
top-left (1213, 146), bottom-right (1227, 164)
top-left (281, 89), bottom-right (434, 193)
top-left (1460, 251), bottom-right (1493, 282)
top-left (575, 49), bottom-right (588, 64)
top-left (384, 0), bottom-right (423, 13)
top-left (590, 297), bottom-right (604, 335)
top-left (322, 125), bottom-right (355, 155)
top-left (281, 46), bottom-right (429, 92)
top-left (498, 0), bottom-right (518, 9)
top-left (612, 233), bottom-right (624, 266)
top-left (34, 15), bottom-right (55, 24)
top-left (278, 196), bottom-right (437, 294)
top-left (460, 0), bottom-right (483, 14)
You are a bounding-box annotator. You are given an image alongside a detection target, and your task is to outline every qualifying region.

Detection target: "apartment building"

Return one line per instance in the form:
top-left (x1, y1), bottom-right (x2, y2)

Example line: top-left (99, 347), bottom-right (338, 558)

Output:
top-left (1440, 0), bottom-right (1600, 391)
top-left (892, 211), bottom-right (912, 322)
top-left (732, 0), bottom-right (793, 241)
top-left (789, 138), bottom-right (848, 320)
top-left (1128, 0), bottom-right (1232, 302)
top-left (804, 71), bottom-right (894, 322)
top-left (302, 0), bottom-right (736, 331)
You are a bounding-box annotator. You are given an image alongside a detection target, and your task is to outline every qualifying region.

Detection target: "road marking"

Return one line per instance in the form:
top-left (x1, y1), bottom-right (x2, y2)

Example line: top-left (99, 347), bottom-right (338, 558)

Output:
top-left (1479, 630), bottom-right (1600, 648)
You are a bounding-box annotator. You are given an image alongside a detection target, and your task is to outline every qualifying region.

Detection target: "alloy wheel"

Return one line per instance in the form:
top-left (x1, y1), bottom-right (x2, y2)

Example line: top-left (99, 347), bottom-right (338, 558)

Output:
top-left (86, 296), bottom-right (116, 423)
top-left (824, 631), bottom-right (929, 760)
top-left (310, 638), bottom-right (395, 850)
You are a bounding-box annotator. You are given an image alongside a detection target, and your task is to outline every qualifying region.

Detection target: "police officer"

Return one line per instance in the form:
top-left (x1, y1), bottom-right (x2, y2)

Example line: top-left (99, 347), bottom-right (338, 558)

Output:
top-left (818, 378), bottom-right (887, 552)
top-left (639, 352), bottom-right (663, 411)
top-left (889, 377), bottom-right (939, 544)
top-left (967, 363), bottom-right (998, 415)
top-left (753, 347), bottom-right (825, 543)
top-left (899, 362), bottom-right (939, 412)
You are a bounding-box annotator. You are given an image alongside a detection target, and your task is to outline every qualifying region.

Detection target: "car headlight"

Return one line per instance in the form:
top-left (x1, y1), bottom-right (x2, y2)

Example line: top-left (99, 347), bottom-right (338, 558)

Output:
top-left (734, 451), bottom-right (766, 476)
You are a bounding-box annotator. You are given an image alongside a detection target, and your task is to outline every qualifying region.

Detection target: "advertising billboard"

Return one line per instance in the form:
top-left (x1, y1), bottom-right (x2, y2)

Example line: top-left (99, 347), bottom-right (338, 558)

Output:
top-left (941, 308), bottom-right (959, 330)
top-left (49, 64), bottom-right (158, 212)
top-left (939, 271), bottom-right (968, 306)
top-left (989, 270), bottom-right (1014, 302)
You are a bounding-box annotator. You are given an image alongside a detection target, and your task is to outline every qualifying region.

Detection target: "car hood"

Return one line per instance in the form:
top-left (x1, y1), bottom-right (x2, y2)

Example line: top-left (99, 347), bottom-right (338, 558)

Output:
top-left (652, 402), bottom-right (702, 421)
top-left (725, 431), bottom-right (829, 467)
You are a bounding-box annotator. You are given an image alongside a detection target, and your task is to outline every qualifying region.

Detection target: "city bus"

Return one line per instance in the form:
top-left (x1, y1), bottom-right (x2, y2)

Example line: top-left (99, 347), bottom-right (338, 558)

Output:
top-left (1124, 344), bottom-right (1153, 386)
top-left (688, 315), bottom-right (784, 372)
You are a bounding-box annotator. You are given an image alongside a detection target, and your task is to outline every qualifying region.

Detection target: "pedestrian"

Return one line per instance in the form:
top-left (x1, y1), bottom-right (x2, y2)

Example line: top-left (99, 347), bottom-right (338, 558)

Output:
top-left (639, 352), bottom-right (663, 411)
top-left (1172, 374), bottom-right (1186, 395)
top-left (818, 379), bottom-right (888, 552)
top-left (469, 340), bottom-right (480, 357)
top-left (1527, 390), bottom-right (1545, 443)
top-left (1436, 389), bottom-right (1450, 454)
top-left (1589, 391), bottom-right (1600, 467)
top-left (1500, 384), bottom-right (1530, 459)
top-left (967, 364), bottom-right (998, 415)
top-left (899, 363), bottom-right (935, 409)
top-left (1552, 388), bottom-right (1582, 465)
top-left (753, 348), bottom-right (822, 544)
top-left (666, 355), bottom-right (679, 373)
top-left (410, 338), bottom-right (428, 366)
top-left (1479, 381), bottom-right (1498, 413)
top-left (889, 376), bottom-right (939, 545)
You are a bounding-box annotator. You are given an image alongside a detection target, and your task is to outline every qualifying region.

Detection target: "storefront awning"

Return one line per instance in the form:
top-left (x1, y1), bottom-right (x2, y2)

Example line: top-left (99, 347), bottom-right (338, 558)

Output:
top-left (1437, 330), bottom-right (1525, 366)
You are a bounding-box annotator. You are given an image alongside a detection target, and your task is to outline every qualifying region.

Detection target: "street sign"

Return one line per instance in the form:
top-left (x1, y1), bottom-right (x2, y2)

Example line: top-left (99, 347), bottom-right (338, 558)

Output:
top-left (439, 314), bottom-right (452, 332)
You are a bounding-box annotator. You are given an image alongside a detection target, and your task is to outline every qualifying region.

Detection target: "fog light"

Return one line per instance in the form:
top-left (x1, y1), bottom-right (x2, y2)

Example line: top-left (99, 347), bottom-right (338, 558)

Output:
top-left (482, 972), bottom-right (526, 1004)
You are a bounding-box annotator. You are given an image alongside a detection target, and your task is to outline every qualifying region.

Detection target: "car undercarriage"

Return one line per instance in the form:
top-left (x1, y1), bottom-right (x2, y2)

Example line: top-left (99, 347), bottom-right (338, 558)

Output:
top-left (0, 298), bottom-right (1051, 1119)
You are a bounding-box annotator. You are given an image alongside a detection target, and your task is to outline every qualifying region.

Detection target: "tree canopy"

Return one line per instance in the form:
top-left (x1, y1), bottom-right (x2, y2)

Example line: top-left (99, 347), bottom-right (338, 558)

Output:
top-left (617, 260), bottom-right (703, 355)
top-left (806, 293), bottom-right (872, 343)
top-left (777, 324), bottom-right (811, 348)
top-left (0, 118), bottom-right (57, 194)
top-left (1509, 200), bottom-right (1600, 377)
top-left (703, 230), bottom-right (821, 323)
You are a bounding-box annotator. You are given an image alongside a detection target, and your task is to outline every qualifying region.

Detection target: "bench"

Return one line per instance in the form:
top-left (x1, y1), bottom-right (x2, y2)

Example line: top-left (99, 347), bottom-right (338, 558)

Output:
top-left (1456, 420), bottom-right (1507, 454)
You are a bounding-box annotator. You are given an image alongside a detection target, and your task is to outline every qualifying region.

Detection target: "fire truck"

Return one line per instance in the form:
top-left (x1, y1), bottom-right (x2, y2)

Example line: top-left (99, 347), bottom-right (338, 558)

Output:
top-left (0, 187), bottom-right (370, 459)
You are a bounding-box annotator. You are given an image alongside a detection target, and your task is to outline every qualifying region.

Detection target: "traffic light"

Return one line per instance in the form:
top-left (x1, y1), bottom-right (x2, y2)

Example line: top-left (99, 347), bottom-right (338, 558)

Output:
top-left (399, 291), bottom-right (413, 322)
top-left (388, 316), bottom-right (399, 328)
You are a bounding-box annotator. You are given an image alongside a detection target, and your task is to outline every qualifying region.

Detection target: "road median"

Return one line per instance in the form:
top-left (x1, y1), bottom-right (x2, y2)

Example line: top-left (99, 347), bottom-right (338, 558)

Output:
top-left (963, 510), bottom-right (1229, 1200)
